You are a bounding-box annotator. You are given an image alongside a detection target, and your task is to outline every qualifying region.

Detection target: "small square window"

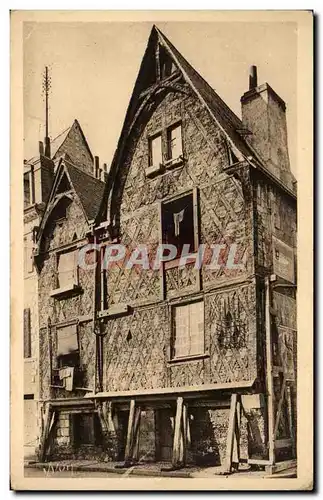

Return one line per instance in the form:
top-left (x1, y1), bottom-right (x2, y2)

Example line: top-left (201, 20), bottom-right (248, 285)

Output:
top-left (148, 133), bottom-right (163, 168)
top-left (167, 123), bottom-right (182, 161)
top-left (162, 193), bottom-right (195, 259)
top-left (172, 301), bottom-right (204, 358)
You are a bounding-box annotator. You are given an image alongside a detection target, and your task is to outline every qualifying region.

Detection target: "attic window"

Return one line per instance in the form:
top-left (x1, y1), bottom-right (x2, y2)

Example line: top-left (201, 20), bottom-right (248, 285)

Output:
top-left (148, 133), bottom-right (163, 169)
top-left (166, 123), bottom-right (182, 161)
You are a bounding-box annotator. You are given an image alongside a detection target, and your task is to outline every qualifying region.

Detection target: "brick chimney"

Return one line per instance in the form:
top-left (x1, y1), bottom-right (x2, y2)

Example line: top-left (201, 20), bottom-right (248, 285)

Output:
top-left (241, 66), bottom-right (293, 188)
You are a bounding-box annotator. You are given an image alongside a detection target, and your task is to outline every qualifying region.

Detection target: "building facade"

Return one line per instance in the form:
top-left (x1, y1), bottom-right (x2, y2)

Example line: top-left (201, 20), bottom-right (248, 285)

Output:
top-left (34, 27), bottom-right (297, 472)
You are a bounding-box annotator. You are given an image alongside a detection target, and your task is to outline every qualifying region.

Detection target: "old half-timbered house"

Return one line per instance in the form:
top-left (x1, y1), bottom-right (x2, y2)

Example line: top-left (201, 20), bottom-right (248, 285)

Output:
top-left (34, 26), bottom-right (297, 474)
top-left (34, 120), bottom-right (106, 461)
top-left (91, 26), bottom-right (297, 473)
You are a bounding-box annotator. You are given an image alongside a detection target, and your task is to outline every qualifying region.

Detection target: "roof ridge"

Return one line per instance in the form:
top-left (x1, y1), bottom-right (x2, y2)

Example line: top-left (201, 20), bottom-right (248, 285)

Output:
top-left (51, 125), bottom-right (71, 142)
top-left (64, 158), bottom-right (105, 184)
top-left (156, 27), bottom-right (243, 129)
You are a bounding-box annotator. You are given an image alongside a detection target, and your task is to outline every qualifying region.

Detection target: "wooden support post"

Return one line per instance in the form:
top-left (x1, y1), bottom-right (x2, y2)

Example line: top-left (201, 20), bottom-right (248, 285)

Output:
top-left (46, 411), bottom-right (58, 457)
top-left (286, 385), bottom-right (296, 457)
top-left (223, 393), bottom-right (237, 474)
top-left (265, 276), bottom-right (275, 465)
top-left (232, 396), bottom-right (241, 468)
top-left (181, 403), bottom-right (188, 466)
top-left (132, 407), bottom-right (141, 463)
top-left (172, 396), bottom-right (183, 468)
top-left (124, 399), bottom-right (136, 465)
top-left (39, 404), bottom-right (53, 462)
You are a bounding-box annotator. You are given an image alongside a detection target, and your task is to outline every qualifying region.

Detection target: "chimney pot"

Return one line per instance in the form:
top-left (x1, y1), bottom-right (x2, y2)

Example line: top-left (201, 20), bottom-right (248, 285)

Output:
top-left (44, 136), bottom-right (51, 158)
top-left (39, 141), bottom-right (44, 156)
top-left (94, 156), bottom-right (100, 178)
top-left (249, 65), bottom-right (258, 90)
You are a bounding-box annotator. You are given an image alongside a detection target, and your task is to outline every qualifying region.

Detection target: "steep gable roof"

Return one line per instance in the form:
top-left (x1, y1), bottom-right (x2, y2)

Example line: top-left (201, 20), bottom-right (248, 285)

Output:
top-left (156, 28), bottom-right (255, 161)
top-left (51, 119), bottom-right (94, 176)
top-left (65, 160), bottom-right (105, 222)
top-left (36, 157), bottom-right (105, 252)
top-left (98, 25), bottom-right (266, 223)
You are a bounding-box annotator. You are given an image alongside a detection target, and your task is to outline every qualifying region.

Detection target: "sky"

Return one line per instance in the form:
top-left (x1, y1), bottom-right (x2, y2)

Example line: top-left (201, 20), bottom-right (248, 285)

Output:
top-left (23, 20), bottom-right (298, 173)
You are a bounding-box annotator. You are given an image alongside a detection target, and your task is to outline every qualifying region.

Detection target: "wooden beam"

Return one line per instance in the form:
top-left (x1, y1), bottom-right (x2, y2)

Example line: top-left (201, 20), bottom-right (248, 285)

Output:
top-left (265, 276), bottom-right (275, 465)
top-left (265, 459), bottom-right (297, 475)
top-left (132, 407), bottom-right (141, 462)
top-left (286, 385), bottom-right (296, 456)
top-left (124, 399), bottom-right (136, 464)
top-left (274, 375), bottom-right (287, 438)
top-left (223, 393), bottom-right (237, 474)
top-left (181, 403), bottom-right (188, 465)
top-left (232, 396), bottom-right (241, 468)
top-left (91, 379), bottom-right (256, 401)
top-left (172, 396), bottom-right (183, 468)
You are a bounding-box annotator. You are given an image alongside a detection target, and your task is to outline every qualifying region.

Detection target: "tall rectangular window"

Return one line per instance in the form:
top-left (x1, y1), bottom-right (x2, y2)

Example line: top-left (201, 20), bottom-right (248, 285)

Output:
top-left (24, 308), bottom-right (31, 358)
top-left (162, 193), bottom-right (195, 259)
top-left (148, 134), bottom-right (163, 168)
top-left (167, 123), bottom-right (182, 161)
top-left (24, 172), bottom-right (31, 208)
top-left (56, 324), bottom-right (79, 368)
top-left (172, 301), bottom-right (204, 358)
top-left (57, 249), bottom-right (78, 288)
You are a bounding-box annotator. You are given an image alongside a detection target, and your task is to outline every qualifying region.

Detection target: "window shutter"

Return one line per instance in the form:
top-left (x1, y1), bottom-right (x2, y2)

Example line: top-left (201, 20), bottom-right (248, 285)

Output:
top-left (24, 308), bottom-right (31, 358)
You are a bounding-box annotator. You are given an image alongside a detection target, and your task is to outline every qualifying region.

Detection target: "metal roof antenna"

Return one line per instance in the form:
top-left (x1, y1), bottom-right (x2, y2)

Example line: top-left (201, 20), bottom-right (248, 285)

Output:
top-left (42, 65), bottom-right (52, 157)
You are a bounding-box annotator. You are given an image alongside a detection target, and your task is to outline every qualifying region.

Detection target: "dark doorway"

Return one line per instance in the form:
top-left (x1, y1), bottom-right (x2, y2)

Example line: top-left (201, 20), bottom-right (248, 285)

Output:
top-left (156, 408), bottom-right (174, 462)
top-left (117, 410), bottom-right (129, 461)
top-left (72, 413), bottom-right (101, 447)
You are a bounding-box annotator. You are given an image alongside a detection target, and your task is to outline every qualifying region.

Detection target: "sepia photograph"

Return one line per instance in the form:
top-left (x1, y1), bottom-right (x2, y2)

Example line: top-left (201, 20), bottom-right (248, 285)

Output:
top-left (11, 10), bottom-right (313, 491)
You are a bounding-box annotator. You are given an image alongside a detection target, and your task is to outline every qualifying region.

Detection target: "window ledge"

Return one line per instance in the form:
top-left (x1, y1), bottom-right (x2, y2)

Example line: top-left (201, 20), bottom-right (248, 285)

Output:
top-left (168, 353), bottom-right (209, 365)
top-left (164, 253), bottom-right (198, 270)
top-left (145, 163), bottom-right (163, 178)
top-left (98, 304), bottom-right (130, 318)
top-left (164, 156), bottom-right (184, 170)
top-left (50, 284), bottom-right (82, 299)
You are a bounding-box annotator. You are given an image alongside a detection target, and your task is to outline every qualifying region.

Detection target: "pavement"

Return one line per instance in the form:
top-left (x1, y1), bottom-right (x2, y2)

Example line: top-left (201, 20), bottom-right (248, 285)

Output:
top-left (24, 459), bottom-right (297, 479)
